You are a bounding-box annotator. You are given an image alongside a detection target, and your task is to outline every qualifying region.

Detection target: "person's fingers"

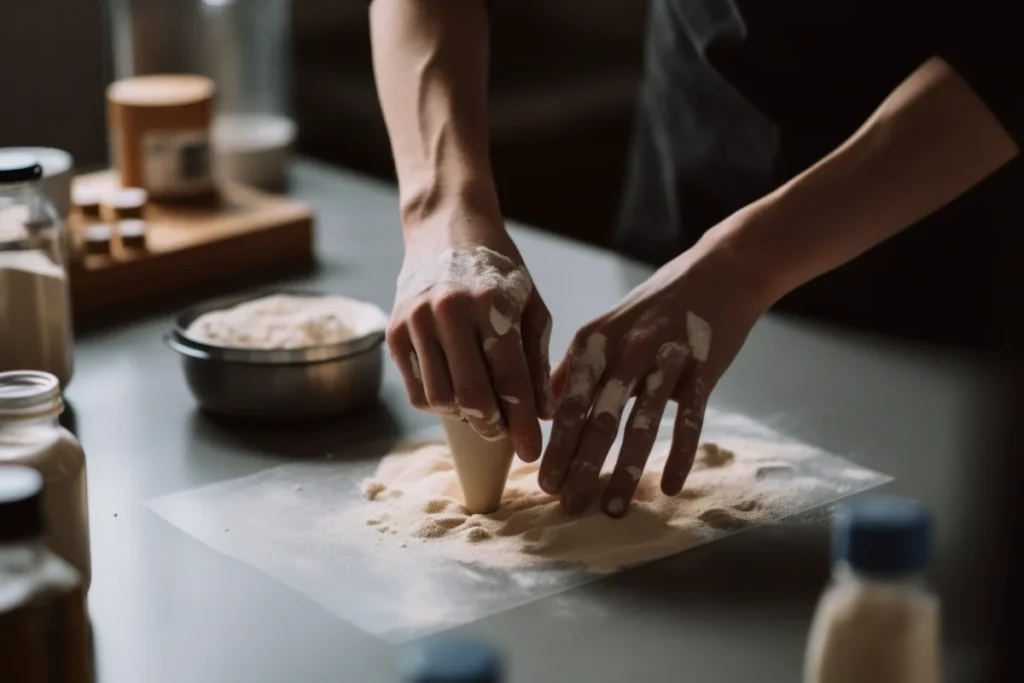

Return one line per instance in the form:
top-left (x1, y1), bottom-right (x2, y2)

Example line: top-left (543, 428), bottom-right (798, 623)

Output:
top-left (434, 298), bottom-right (505, 439)
top-left (521, 301), bottom-right (556, 420)
top-left (385, 323), bottom-right (429, 410)
top-left (559, 374), bottom-right (636, 514)
top-left (482, 329), bottom-right (543, 462)
top-left (538, 330), bottom-right (609, 494)
top-left (549, 352), bottom-right (568, 402)
top-left (602, 342), bottom-right (688, 517)
top-left (408, 310), bottom-right (457, 414)
top-left (662, 364), bottom-right (709, 495)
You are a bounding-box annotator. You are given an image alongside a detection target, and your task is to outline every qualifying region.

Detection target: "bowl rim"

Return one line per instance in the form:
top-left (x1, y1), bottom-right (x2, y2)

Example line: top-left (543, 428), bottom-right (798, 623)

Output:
top-left (169, 289), bottom-right (388, 365)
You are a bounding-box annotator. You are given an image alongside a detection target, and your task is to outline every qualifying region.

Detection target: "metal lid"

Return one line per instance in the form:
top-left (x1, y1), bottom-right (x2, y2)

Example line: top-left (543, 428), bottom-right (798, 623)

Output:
top-left (0, 466), bottom-right (44, 542)
top-left (0, 152), bottom-right (43, 185)
top-left (0, 371), bottom-right (63, 417)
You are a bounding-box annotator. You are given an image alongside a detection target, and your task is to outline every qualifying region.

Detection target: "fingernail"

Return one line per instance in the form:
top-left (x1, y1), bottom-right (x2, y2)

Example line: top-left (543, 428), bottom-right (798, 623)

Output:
top-left (605, 497), bottom-right (626, 517)
top-left (540, 471), bottom-right (561, 494)
top-left (662, 475), bottom-right (683, 496)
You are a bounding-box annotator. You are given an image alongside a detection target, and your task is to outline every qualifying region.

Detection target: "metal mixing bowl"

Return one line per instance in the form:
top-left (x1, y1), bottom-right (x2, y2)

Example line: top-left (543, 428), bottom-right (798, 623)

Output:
top-left (165, 290), bottom-right (388, 421)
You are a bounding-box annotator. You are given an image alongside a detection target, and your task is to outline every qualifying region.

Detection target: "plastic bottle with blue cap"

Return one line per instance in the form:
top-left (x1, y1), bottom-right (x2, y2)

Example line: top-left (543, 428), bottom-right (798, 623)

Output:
top-left (399, 637), bottom-right (504, 683)
top-left (803, 496), bottom-right (940, 683)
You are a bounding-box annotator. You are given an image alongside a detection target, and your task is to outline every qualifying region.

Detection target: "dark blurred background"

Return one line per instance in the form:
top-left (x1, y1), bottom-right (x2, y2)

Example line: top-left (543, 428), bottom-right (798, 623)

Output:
top-left (0, 0), bottom-right (648, 249)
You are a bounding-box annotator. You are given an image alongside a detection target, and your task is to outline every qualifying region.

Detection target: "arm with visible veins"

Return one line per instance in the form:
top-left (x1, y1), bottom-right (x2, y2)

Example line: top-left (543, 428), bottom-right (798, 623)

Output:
top-left (369, 0), bottom-right (501, 238)
top-left (369, 1), bottom-right (552, 459)
top-left (711, 57), bottom-right (1019, 307)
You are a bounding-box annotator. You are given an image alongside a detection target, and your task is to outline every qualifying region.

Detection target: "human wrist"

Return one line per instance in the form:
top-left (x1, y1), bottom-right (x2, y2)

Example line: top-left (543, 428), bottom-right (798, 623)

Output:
top-left (399, 174), bottom-right (503, 238)
top-left (696, 202), bottom-right (799, 311)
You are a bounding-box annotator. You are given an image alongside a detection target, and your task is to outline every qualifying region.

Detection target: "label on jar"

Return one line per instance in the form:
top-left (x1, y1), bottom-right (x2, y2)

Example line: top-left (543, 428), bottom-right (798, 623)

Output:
top-left (141, 129), bottom-right (213, 197)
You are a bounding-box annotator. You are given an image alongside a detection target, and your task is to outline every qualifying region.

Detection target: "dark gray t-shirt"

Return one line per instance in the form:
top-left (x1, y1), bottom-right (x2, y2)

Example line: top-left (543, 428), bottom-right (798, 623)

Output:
top-left (616, 0), bottom-right (1021, 347)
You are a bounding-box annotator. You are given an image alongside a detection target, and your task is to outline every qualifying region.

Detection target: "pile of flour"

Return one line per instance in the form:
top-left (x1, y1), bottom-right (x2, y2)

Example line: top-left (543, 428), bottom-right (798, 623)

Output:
top-left (185, 294), bottom-right (387, 349)
top-left (355, 439), bottom-right (820, 573)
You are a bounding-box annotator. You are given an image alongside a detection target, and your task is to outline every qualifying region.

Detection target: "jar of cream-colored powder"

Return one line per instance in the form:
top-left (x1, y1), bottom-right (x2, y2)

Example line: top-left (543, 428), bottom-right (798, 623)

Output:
top-left (0, 371), bottom-right (91, 588)
top-left (0, 152), bottom-right (75, 387)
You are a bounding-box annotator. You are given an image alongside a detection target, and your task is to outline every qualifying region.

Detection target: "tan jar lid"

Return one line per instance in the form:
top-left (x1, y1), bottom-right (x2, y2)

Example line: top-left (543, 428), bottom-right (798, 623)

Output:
top-left (107, 74), bottom-right (214, 108)
top-left (107, 75), bottom-right (214, 131)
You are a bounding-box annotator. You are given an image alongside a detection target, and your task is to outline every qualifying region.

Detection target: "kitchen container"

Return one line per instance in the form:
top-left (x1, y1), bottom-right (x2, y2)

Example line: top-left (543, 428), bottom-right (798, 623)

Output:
top-left (106, 74), bottom-right (216, 200)
top-left (0, 370), bottom-right (91, 588)
top-left (0, 153), bottom-right (75, 388)
top-left (165, 291), bottom-right (388, 420)
top-left (200, 0), bottom-right (296, 190)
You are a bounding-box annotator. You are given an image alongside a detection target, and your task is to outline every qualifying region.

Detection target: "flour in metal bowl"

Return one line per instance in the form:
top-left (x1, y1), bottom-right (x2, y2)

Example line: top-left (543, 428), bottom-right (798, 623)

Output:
top-left (184, 293), bottom-right (388, 350)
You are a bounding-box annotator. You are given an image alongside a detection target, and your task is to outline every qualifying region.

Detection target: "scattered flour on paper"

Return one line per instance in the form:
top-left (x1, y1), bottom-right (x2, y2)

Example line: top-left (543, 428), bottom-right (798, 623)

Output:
top-left (145, 411), bottom-right (889, 642)
top-left (349, 440), bottom-right (824, 573)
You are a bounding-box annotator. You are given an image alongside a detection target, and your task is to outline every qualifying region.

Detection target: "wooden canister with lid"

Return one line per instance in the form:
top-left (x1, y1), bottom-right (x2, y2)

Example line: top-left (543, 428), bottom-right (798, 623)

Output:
top-left (106, 74), bottom-right (215, 201)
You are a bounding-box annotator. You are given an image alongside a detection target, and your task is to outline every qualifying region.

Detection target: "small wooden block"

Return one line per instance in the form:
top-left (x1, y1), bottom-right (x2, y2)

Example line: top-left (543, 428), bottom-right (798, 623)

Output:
top-left (68, 170), bottom-right (315, 328)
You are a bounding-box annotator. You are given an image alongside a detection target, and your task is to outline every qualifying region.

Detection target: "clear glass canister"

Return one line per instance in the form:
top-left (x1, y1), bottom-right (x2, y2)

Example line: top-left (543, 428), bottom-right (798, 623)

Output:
top-left (0, 153), bottom-right (75, 388)
top-left (200, 0), bottom-right (296, 190)
top-left (0, 371), bottom-right (90, 588)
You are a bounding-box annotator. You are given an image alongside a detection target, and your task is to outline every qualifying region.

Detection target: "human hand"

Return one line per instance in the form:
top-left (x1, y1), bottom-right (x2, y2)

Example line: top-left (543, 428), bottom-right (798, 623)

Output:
top-left (387, 205), bottom-right (554, 462)
top-left (537, 234), bottom-right (772, 516)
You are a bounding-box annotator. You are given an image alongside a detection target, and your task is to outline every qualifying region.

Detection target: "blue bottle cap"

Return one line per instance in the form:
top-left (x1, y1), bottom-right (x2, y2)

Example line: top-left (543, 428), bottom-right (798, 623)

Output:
top-left (833, 496), bottom-right (932, 576)
top-left (400, 638), bottom-right (503, 683)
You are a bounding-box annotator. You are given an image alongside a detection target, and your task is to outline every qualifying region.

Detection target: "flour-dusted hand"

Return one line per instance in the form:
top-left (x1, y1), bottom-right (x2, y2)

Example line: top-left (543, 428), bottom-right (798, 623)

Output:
top-left (539, 228), bottom-right (773, 516)
top-left (387, 210), bottom-right (554, 462)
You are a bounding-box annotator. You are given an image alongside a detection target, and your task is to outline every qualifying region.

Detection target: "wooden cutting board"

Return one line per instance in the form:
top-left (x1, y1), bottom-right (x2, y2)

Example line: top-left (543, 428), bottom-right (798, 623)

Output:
top-left (68, 170), bottom-right (315, 328)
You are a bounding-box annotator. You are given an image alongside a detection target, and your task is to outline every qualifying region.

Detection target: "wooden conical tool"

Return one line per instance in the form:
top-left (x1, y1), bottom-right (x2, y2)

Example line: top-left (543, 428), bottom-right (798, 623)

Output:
top-left (441, 417), bottom-right (515, 514)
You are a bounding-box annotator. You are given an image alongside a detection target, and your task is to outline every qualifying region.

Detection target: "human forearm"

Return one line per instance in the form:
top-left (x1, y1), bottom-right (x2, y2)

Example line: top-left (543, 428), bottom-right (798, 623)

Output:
top-left (369, 0), bottom-right (498, 236)
top-left (708, 57), bottom-right (1019, 306)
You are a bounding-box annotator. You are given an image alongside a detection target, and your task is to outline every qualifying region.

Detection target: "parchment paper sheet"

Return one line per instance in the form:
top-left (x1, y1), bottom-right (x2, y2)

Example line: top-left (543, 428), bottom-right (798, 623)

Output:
top-left (149, 408), bottom-right (890, 642)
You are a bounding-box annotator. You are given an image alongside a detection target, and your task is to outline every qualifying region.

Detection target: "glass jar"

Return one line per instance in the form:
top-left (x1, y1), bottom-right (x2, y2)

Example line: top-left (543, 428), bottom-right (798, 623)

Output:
top-left (0, 371), bottom-right (90, 589)
top-left (200, 0), bottom-right (296, 190)
top-left (0, 152), bottom-right (75, 388)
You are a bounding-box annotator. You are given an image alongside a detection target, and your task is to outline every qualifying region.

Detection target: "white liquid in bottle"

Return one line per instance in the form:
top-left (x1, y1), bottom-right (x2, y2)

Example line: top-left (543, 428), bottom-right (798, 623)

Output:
top-left (804, 497), bottom-right (939, 683)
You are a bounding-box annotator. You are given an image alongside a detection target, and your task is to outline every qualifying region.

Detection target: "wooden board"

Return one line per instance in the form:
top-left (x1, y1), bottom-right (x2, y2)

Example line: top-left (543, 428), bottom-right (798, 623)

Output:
top-left (69, 170), bottom-right (315, 328)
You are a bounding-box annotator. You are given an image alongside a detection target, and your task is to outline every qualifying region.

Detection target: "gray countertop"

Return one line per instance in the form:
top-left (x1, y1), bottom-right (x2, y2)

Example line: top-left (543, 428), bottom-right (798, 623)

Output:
top-left (72, 159), bottom-right (995, 682)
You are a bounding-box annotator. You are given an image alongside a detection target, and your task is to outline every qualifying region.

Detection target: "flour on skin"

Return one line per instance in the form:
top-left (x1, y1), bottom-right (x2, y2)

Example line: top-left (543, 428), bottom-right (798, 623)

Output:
top-left (564, 333), bottom-right (608, 403)
top-left (489, 306), bottom-right (515, 336)
top-left (395, 246), bottom-right (533, 313)
top-left (686, 311), bottom-right (712, 362)
top-left (630, 341), bottom-right (686, 433)
top-left (593, 379), bottom-right (635, 420)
